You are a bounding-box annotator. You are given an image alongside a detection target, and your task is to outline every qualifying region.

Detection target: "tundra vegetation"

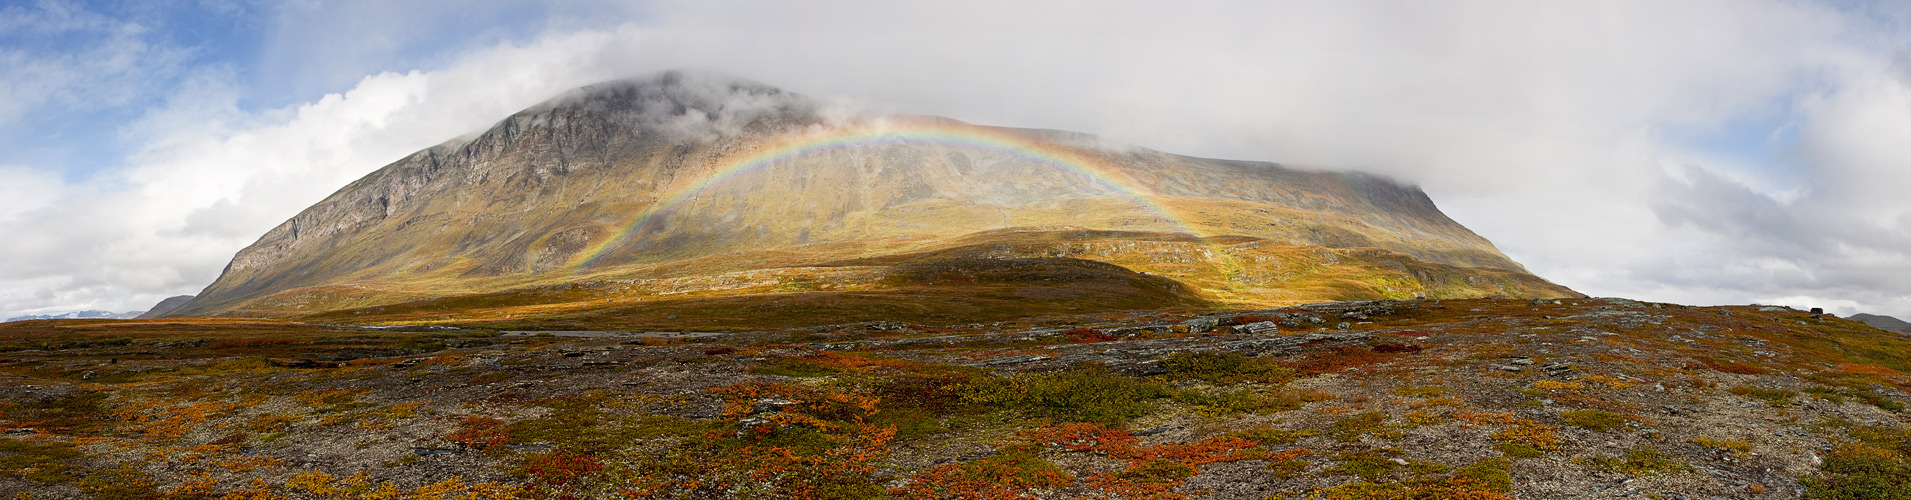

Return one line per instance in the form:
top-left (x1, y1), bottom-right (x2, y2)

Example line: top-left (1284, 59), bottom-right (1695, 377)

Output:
top-left (0, 298), bottom-right (1908, 499)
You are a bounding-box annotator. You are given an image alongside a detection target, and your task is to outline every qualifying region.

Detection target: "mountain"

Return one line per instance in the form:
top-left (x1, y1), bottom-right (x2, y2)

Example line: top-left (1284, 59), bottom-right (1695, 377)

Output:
top-left (1851, 313), bottom-right (1911, 334)
top-left (133, 295), bottom-right (196, 320)
top-left (3, 310), bottom-right (140, 322)
top-left (169, 71), bottom-right (1576, 327)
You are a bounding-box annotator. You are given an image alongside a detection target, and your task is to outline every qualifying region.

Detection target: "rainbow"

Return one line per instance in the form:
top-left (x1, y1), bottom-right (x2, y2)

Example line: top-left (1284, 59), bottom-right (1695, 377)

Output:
top-left (567, 118), bottom-right (1202, 269)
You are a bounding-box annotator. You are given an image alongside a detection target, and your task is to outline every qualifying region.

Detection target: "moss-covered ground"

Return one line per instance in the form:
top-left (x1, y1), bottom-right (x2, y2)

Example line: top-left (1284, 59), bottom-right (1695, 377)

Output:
top-left (1, 298), bottom-right (1907, 498)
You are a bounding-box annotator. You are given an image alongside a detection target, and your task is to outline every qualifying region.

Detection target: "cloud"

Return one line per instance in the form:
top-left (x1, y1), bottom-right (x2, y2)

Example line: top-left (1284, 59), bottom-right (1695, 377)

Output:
top-left (1642, 66), bottom-right (1911, 316)
top-left (0, 0), bottom-right (193, 126)
top-left (3, 0), bottom-right (1911, 322)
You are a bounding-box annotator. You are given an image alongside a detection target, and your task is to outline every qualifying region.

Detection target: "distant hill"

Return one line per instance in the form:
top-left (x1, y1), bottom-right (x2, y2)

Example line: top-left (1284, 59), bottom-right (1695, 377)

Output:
top-left (1850, 313), bottom-right (1911, 334)
top-left (134, 295), bottom-right (196, 319)
top-left (171, 71), bottom-right (1577, 327)
top-left (3, 310), bottom-right (140, 322)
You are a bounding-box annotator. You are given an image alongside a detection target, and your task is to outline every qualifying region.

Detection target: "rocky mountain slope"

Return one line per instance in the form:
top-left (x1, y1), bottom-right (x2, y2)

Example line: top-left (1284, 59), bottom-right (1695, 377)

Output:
top-left (132, 295), bottom-right (194, 320)
top-left (170, 72), bottom-right (1574, 324)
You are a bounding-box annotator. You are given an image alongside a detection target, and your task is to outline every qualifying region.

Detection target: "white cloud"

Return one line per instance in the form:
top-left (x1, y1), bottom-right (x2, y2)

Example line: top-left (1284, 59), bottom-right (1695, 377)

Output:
top-left (0, 0), bottom-right (192, 126)
top-left (4, 0), bottom-right (1911, 321)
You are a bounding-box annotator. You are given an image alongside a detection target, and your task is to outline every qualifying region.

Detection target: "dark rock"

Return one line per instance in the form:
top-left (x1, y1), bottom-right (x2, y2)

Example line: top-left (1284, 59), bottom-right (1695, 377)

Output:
top-left (1232, 321), bottom-right (1280, 335)
top-left (1179, 317), bottom-right (1221, 333)
top-left (863, 321), bottom-right (911, 332)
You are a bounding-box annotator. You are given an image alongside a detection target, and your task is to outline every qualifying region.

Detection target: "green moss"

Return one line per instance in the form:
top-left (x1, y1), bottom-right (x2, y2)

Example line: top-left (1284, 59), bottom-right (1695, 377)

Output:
top-left (1807, 386), bottom-right (1848, 404)
top-left (958, 364), bottom-right (1170, 426)
top-left (1561, 410), bottom-right (1629, 432)
top-left (949, 444), bottom-right (1071, 487)
top-left (751, 358), bottom-right (839, 378)
top-left (1806, 385), bottom-right (1907, 412)
top-left (1160, 351), bottom-right (1297, 385)
top-left (1452, 458), bottom-right (1514, 493)
top-left (1328, 448), bottom-right (1404, 480)
top-left (0, 440), bottom-right (163, 498)
top-left (1118, 459), bottom-right (1196, 482)
top-left (1329, 411), bottom-right (1389, 442)
top-left (1495, 442), bottom-right (1545, 459)
top-left (0, 391), bottom-right (112, 436)
top-left (505, 395), bottom-right (716, 454)
top-left (1731, 386), bottom-right (1798, 406)
top-left (0, 439), bottom-right (84, 484)
top-left (1576, 446), bottom-right (1693, 476)
top-left (1806, 425), bottom-right (1911, 500)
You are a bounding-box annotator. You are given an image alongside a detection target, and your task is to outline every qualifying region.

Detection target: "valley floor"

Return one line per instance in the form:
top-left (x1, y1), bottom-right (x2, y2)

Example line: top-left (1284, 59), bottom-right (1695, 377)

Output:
top-left (1, 298), bottom-right (1908, 499)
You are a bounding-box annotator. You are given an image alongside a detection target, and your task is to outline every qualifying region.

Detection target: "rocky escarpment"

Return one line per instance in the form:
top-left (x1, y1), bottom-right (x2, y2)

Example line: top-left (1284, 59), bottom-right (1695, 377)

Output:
top-left (172, 71), bottom-right (1569, 319)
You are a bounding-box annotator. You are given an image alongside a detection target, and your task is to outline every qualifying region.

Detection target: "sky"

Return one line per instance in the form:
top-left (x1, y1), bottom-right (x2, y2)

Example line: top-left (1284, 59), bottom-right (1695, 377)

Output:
top-left (2, 0), bottom-right (1909, 320)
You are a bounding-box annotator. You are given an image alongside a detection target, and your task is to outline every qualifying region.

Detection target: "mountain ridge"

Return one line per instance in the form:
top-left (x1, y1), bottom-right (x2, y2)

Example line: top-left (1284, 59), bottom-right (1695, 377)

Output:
top-left (170, 71), bottom-right (1575, 323)
top-left (1851, 313), bottom-right (1911, 334)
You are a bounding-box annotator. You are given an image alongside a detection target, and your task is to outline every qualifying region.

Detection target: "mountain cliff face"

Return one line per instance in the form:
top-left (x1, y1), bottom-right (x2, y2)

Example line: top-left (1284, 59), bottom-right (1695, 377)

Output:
top-left (172, 72), bottom-right (1575, 324)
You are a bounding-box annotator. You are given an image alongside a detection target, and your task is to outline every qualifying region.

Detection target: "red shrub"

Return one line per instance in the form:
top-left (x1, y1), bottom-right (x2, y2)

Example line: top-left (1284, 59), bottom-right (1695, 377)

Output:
top-left (1699, 356), bottom-right (1767, 375)
top-left (445, 416), bottom-right (510, 450)
top-left (1064, 328), bottom-right (1117, 343)
top-left (1373, 343), bottom-right (1423, 354)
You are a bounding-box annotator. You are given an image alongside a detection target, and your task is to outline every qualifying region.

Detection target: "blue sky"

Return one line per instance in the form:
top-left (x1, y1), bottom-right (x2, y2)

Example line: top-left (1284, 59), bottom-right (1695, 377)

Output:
top-left (0, 0), bottom-right (638, 180)
top-left (2, 0), bottom-right (1909, 320)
